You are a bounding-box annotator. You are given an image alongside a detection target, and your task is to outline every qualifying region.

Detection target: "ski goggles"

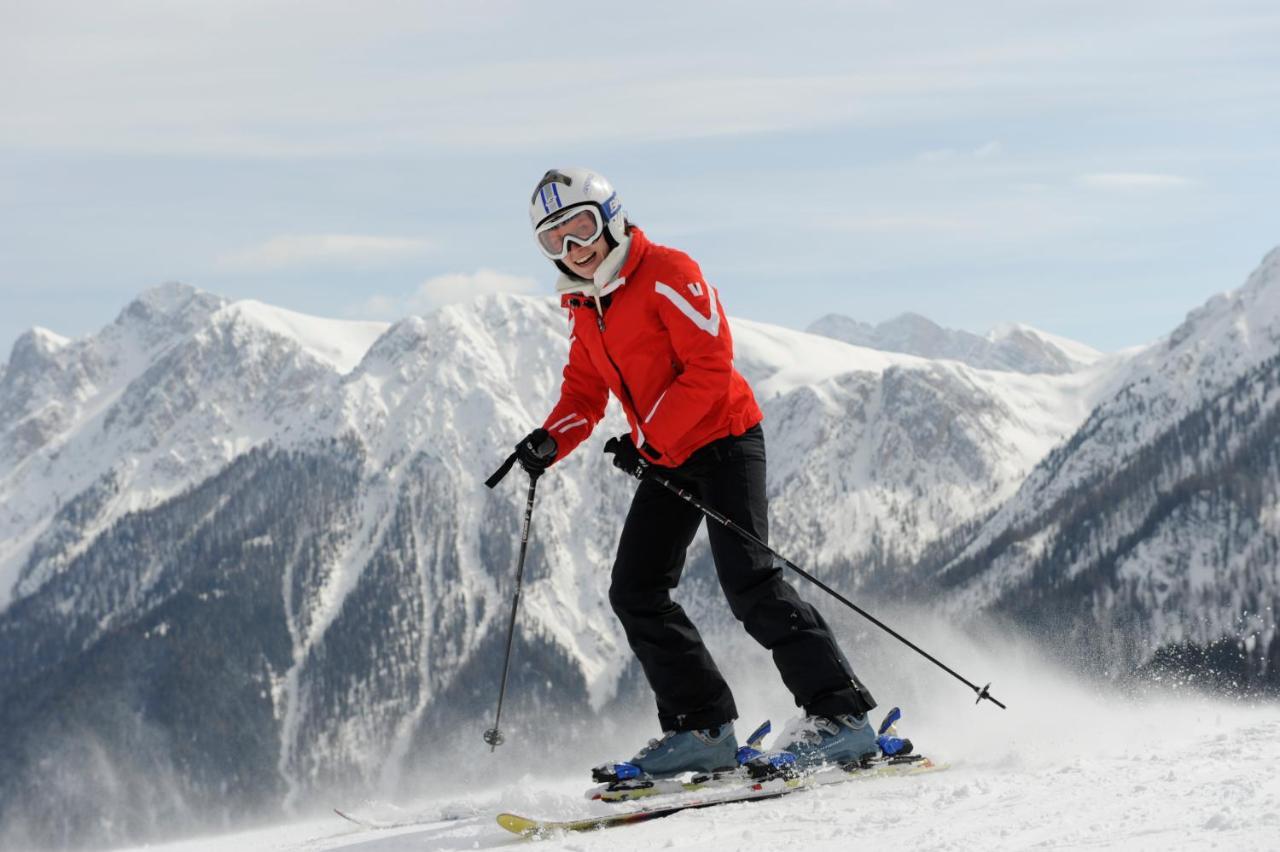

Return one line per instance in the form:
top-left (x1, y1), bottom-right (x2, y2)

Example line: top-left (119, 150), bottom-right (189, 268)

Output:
top-left (534, 204), bottom-right (604, 260)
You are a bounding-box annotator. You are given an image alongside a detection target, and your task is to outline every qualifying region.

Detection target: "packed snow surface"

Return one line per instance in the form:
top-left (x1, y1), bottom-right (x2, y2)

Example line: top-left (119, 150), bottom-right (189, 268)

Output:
top-left (124, 627), bottom-right (1279, 852)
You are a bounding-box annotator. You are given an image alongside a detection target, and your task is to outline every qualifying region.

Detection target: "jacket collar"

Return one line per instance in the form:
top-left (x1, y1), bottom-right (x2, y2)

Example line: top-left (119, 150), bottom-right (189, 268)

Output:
top-left (616, 226), bottom-right (649, 280)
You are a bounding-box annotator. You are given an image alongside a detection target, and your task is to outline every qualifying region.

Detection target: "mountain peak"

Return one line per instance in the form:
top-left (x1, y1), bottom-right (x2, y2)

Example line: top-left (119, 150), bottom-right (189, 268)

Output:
top-left (986, 322), bottom-right (1106, 368)
top-left (1240, 244), bottom-right (1280, 306)
top-left (1248, 244), bottom-right (1280, 283)
top-left (1166, 244), bottom-right (1280, 356)
top-left (807, 311), bottom-right (1096, 374)
top-left (112, 281), bottom-right (227, 344)
top-left (27, 327), bottom-right (70, 351)
top-left (6, 327), bottom-right (70, 367)
top-left (131, 280), bottom-right (205, 312)
top-left (213, 300), bottom-right (389, 374)
top-left (882, 311), bottom-right (942, 330)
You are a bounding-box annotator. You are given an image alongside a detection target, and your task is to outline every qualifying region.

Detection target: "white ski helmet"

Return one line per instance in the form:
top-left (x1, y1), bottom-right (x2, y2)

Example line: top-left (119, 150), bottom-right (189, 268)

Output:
top-left (529, 167), bottom-right (627, 260)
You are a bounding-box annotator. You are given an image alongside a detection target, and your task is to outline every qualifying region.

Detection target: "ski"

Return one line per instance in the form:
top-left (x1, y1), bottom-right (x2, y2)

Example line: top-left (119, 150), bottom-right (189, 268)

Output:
top-left (498, 754), bottom-right (941, 836)
top-left (588, 709), bottom-right (921, 804)
top-left (334, 808), bottom-right (401, 830)
top-left (333, 806), bottom-right (466, 831)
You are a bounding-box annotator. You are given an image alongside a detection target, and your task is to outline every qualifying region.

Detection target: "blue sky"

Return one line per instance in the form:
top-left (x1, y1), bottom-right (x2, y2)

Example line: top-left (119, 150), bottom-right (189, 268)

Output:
top-left (3, 0), bottom-right (1278, 359)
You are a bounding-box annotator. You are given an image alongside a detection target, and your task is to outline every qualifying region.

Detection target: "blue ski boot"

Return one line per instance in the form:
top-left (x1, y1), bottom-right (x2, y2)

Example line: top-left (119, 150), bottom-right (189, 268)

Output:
top-left (592, 723), bottom-right (739, 782)
top-left (774, 713), bottom-right (878, 769)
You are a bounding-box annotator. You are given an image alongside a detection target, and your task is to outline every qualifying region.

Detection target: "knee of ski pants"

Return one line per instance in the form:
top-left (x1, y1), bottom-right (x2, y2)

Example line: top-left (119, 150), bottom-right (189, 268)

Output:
top-left (608, 579), bottom-right (674, 620)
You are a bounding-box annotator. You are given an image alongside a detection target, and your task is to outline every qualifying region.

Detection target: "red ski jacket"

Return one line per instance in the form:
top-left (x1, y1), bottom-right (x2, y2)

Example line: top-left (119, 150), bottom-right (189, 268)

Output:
top-left (541, 227), bottom-right (763, 468)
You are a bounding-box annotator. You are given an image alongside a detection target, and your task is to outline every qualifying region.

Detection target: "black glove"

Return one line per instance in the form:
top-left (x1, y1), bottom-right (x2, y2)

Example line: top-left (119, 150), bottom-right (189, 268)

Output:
top-left (603, 434), bottom-right (651, 480)
top-left (515, 428), bottom-right (557, 475)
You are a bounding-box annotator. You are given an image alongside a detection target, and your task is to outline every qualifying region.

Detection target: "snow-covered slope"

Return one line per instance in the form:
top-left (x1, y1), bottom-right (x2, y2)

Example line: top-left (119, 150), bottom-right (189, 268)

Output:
top-left (987, 321), bottom-right (1108, 370)
top-left (0, 286), bottom-right (391, 609)
top-left (0, 287), bottom-right (1115, 618)
top-left (934, 247), bottom-right (1280, 680)
top-left (0, 282), bottom-right (1123, 849)
top-left (807, 311), bottom-right (1105, 374)
top-left (216, 300), bottom-right (388, 373)
top-left (737, 318), bottom-right (1118, 576)
top-left (8, 257), bottom-right (1279, 851)
top-left (116, 631), bottom-right (1279, 852)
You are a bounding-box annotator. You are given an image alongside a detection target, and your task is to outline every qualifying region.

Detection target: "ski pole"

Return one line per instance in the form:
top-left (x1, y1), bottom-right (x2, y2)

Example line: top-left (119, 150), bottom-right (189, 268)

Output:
top-left (644, 469), bottom-right (1007, 710)
top-left (482, 437), bottom-right (555, 750)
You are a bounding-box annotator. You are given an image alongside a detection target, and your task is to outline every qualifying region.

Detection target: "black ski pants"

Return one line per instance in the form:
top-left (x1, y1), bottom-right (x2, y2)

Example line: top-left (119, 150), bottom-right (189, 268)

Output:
top-left (609, 424), bottom-right (876, 732)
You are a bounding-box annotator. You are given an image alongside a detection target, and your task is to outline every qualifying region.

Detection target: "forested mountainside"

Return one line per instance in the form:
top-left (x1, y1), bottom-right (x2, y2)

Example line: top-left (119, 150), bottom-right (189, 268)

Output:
top-left (4, 246), bottom-right (1279, 848)
top-left (930, 248), bottom-right (1280, 692)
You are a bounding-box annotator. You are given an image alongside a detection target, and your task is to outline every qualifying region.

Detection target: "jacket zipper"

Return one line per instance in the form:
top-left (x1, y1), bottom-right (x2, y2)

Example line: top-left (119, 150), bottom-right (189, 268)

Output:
top-left (594, 312), bottom-right (650, 446)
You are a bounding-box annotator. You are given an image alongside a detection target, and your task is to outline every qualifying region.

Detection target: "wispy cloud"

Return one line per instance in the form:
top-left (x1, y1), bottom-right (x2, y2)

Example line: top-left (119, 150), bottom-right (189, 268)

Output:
top-left (219, 234), bottom-right (432, 270)
top-left (352, 268), bottom-right (539, 319)
top-left (1079, 172), bottom-right (1194, 190)
top-left (7, 3), bottom-right (1275, 157)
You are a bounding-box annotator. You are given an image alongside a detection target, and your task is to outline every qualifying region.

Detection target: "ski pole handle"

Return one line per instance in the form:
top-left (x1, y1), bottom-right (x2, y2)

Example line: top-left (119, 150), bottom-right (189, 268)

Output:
top-left (487, 433), bottom-right (556, 489)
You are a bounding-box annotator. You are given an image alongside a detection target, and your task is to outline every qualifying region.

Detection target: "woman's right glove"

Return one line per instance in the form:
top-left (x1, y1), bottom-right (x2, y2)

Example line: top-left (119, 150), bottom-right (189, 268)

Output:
top-left (515, 428), bottom-right (557, 475)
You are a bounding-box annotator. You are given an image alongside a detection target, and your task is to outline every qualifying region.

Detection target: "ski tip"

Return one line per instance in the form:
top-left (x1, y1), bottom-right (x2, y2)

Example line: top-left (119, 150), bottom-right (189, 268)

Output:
top-left (496, 812), bottom-right (543, 836)
top-left (333, 808), bottom-right (370, 828)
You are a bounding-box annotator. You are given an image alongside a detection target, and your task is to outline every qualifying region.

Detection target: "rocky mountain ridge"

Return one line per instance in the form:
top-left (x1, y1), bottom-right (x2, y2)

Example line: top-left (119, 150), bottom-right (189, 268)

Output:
top-left (807, 311), bottom-right (1105, 375)
top-left (3, 249), bottom-right (1278, 848)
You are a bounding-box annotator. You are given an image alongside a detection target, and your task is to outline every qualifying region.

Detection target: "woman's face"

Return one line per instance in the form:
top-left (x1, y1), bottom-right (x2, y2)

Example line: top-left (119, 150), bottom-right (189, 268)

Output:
top-left (564, 233), bottom-right (608, 279)
top-left (537, 206), bottom-right (610, 279)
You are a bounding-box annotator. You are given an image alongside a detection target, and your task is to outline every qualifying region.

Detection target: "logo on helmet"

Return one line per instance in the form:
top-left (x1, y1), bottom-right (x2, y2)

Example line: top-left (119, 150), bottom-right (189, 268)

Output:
top-left (542, 183), bottom-right (566, 215)
top-left (602, 191), bottom-right (621, 221)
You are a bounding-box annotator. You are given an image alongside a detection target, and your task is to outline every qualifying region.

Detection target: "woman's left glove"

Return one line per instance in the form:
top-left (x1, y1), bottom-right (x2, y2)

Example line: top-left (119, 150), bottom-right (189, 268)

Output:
top-left (515, 428), bottom-right (557, 475)
top-left (603, 434), bottom-right (651, 479)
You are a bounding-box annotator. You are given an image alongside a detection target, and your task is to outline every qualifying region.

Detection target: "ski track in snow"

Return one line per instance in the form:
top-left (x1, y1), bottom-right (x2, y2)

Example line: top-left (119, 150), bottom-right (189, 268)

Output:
top-left (126, 683), bottom-right (1280, 852)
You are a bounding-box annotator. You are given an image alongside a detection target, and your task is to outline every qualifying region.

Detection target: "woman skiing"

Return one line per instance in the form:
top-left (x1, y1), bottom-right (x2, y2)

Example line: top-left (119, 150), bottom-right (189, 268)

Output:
top-left (512, 167), bottom-right (879, 778)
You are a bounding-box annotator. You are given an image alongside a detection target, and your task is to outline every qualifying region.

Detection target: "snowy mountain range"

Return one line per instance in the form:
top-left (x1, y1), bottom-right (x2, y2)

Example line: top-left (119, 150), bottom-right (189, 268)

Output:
top-left (806, 311), bottom-right (1106, 375)
top-left (930, 247), bottom-right (1280, 687)
top-left (2, 247), bottom-right (1278, 849)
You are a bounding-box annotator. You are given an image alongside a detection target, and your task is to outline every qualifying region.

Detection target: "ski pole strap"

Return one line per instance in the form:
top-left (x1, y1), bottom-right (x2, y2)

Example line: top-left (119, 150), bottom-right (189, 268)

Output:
top-left (486, 452), bottom-right (519, 489)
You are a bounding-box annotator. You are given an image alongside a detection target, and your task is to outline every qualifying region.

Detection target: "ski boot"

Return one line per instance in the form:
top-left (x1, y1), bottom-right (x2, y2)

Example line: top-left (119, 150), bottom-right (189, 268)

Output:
top-left (776, 712), bottom-right (878, 766)
top-left (747, 707), bottom-right (916, 779)
top-left (590, 721), bottom-right (772, 803)
top-left (747, 701), bottom-right (901, 777)
top-left (591, 722), bottom-right (739, 783)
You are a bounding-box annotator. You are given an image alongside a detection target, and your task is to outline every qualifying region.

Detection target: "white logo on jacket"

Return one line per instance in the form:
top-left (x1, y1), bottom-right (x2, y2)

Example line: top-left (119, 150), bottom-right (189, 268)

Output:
top-left (654, 281), bottom-right (720, 337)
